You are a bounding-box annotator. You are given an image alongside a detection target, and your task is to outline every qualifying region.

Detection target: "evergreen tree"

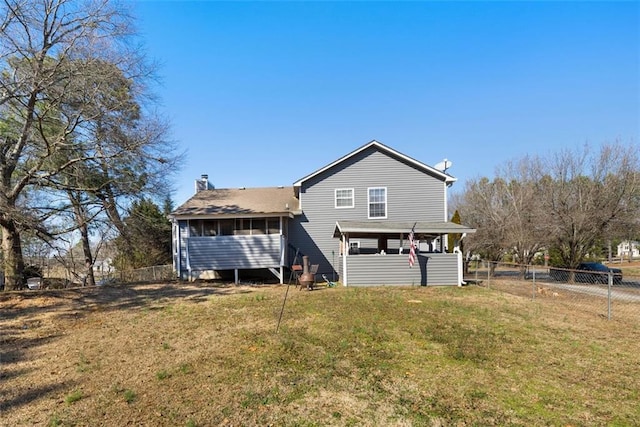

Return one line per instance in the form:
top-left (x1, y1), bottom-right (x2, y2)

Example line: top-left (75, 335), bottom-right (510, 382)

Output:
top-left (115, 199), bottom-right (172, 270)
top-left (447, 210), bottom-right (462, 253)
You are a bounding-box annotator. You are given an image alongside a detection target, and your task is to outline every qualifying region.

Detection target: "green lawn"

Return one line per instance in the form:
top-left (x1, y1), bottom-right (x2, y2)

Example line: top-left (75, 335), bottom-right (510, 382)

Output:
top-left (2, 283), bottom-right (639, 426)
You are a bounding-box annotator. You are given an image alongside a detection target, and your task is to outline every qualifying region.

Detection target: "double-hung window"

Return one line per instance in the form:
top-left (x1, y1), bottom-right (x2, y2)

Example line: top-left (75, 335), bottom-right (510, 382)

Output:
top-left (368, 187), bottom-right (387, 218)
top-left (335, 188), bottom-right (354, 209)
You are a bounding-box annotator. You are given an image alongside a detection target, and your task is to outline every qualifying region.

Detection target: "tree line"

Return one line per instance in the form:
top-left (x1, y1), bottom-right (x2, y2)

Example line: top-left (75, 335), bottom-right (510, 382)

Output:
top-left (0, 0), bottom-right (182, 290)
top-left (452, 142), bottom-right (640, 277)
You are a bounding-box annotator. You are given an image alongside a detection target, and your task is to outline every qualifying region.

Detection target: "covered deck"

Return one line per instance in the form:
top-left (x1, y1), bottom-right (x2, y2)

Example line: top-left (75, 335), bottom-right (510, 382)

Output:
top-left (333, 220), bottom-right (476, 286)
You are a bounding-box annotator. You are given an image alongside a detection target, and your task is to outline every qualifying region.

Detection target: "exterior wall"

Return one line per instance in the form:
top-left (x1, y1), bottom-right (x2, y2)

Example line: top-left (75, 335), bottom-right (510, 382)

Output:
top-left (289, 146), bottom-right (447, 278)
top-left (617, 241), bottom-right (640, 259)
top-left (344, 252), bottom-right (459, 286)
top-left (187, 234), bottom-right (283, 272)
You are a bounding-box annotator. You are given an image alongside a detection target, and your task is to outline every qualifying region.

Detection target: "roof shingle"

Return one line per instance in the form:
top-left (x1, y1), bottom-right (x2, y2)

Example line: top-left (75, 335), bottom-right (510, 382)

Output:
top-left (170, 187), bottom-right (299, 218)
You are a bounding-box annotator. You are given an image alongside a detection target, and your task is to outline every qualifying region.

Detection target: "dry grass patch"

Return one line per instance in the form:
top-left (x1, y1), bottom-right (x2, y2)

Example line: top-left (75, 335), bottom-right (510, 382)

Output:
top-left (1, 282), bottom-right (639, 426)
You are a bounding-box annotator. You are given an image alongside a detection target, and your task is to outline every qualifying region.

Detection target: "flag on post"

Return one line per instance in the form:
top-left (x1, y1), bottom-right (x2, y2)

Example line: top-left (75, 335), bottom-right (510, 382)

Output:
top-left (408, 224), bottom-right (416, 267)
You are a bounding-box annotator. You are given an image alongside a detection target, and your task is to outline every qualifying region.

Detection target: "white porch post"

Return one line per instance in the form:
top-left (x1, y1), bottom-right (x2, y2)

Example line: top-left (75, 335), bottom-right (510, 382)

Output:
top-left (342, 233), bottom-right (348, 286)
top-left (234, 269), bottom-right (239, 284)
top-left (456, 251), bottom-right (465, 286)
top-left (455, 233), bottom-right (468, 286)
top-left (280, 234), bottom-right (285, 284)
top-left (443, 181), bottom-right (448, 221)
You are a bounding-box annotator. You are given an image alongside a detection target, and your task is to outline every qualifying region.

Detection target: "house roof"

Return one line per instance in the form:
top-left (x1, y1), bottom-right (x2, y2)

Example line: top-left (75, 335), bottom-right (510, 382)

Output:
top-left (333, 220), bottom-right (476, 237)
top-left (618, 240), bottom-right (640, 245)
top-left (293, 140), bottom-right (456, 187)
top-left (170, 186), bottom-right (300, 219)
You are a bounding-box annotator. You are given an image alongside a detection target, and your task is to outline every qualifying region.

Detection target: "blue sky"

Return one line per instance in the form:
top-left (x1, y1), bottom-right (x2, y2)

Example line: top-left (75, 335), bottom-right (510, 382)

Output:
top-left (131, 1), bottom-right (639, 206)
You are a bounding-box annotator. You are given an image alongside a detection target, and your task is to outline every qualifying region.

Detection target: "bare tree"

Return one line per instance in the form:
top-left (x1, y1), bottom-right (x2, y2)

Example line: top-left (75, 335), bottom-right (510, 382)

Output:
top-left (536, 142), bottom-right (640, 269)
top-left (0, 0), bottom-right (180, 289)
top-left (0, 0), bottom-right (131, 289)
top-left (455, 177), bottom-right (509, 276)
top-left (494, 156), bottom-right (547, 277)
top-left (455, 142), bottom-right (640, 277)
top-left (41, 59), bottom-right (178, 285)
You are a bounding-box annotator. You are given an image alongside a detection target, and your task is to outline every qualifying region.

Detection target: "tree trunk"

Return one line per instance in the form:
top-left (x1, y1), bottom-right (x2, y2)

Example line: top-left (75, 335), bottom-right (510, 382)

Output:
top-left (1, 221), bottom-right (25, 290)
top-left (518, 264), bottom-right (528, 280)
top-left (97, 187), bottom-right (134, 265)
top-left (489, 261), bottom-right (497, 277)
top-left (69, 191), bottom-right (96, 287)
top-left (79, 222), bottom-right (95, 287)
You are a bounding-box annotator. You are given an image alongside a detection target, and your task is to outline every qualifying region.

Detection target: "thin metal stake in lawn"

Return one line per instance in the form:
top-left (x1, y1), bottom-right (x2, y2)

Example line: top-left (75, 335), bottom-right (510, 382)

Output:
top-left (276, 281), bottom-right (292, 333)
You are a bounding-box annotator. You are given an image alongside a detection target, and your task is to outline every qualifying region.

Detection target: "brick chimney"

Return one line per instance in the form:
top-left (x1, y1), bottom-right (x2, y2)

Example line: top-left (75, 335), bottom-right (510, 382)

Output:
top-left (195, 174), bottom-right (213, 193)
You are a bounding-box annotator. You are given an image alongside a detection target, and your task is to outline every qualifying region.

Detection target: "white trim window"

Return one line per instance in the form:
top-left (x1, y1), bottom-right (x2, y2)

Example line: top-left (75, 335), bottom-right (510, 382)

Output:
top-left (368, 187), bottom-right (387, 218)
top-left (335, 188), bottom-right (354, 208)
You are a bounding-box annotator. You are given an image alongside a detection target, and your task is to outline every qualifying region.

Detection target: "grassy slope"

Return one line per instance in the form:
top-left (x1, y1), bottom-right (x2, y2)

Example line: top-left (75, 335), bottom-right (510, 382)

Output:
top-left (2, 284), bottom-right (640, 426)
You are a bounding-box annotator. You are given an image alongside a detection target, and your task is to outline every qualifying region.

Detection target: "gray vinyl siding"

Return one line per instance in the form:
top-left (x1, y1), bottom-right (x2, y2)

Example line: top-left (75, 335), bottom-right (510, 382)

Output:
top-left (289, 146), bottom-right (448, 278)
top-left (187, 235), bottom-right (282, 271)
top-left (345, 253), bottom-right (459, 286)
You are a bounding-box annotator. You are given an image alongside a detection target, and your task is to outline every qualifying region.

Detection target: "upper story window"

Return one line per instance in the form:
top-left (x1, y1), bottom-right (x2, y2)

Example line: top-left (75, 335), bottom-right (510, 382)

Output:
top-left (335, 188), bottom-right (354, 208)
top-left (368, 187), bottom-right (387, 218)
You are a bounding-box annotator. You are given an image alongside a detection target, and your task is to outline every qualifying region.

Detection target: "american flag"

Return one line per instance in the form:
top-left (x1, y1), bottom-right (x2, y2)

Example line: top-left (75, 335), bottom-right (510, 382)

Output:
top-left (408, 225), bottom-right (416, 267)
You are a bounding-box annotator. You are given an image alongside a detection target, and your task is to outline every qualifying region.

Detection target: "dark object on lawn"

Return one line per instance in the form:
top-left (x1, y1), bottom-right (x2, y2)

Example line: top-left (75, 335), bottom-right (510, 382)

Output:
top-left (298, 256), bottom-right (318, 290)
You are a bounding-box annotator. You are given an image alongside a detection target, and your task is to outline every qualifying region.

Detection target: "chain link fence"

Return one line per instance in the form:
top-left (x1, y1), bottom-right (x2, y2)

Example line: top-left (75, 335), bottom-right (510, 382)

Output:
top-left (2, 264), bottom-right (176, 290)
top-left (467, 261), bottom-right (640, 321)
top-left (101, 264), bottom-right (175, 284)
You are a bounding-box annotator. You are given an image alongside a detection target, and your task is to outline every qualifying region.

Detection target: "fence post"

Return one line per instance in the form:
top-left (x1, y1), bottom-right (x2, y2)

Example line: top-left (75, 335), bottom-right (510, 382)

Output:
top-left (487, 261), bottom-right (491, 289)
top-left (607, 272), bottom-right (612, 320)
top-left (532, 266), bottom-right (536, 300)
